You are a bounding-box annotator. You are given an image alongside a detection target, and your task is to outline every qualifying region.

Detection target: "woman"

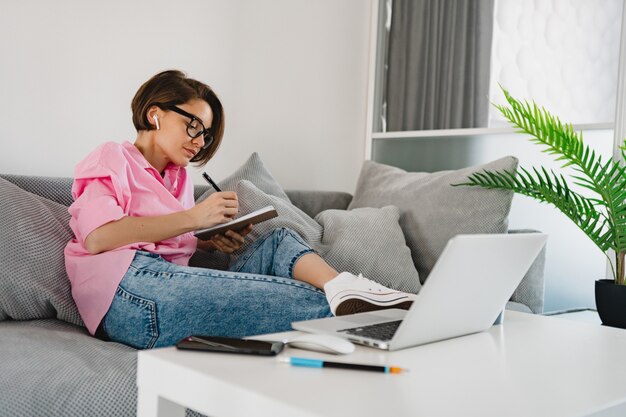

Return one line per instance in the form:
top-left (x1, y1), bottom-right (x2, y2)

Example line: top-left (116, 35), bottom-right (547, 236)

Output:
top-left (64, 70), bottom-right (415, 349)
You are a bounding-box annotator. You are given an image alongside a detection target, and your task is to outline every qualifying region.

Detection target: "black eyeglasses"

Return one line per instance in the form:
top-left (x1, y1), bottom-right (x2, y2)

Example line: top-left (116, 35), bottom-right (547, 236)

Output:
top-left (152, 103), bottom-right (214, 150)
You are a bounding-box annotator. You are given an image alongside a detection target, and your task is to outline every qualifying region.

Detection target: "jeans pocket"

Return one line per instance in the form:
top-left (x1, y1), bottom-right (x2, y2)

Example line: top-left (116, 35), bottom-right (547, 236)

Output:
top-left (103, 286), bottom-right (159, 349)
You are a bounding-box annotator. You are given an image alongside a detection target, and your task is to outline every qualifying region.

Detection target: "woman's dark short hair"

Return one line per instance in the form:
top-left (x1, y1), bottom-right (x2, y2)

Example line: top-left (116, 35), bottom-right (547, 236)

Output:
top-left (131, 70), bottom-right (224, 166)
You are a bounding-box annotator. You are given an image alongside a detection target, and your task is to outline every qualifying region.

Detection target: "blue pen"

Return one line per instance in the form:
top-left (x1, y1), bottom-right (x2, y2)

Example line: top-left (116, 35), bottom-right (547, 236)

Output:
top-left (280, 357), bottom-right (407, 374)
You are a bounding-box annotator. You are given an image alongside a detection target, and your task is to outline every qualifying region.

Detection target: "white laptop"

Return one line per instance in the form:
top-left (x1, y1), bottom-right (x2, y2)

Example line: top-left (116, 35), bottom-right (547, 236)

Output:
top-left (292, 233), bottom-right (547, 351)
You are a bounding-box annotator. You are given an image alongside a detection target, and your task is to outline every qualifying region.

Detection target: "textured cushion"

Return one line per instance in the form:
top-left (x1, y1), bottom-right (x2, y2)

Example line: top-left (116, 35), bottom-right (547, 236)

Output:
top-left (234, 181), bottom-right (420, 292)
top-left (0, 319), bottom-right (136, 417)
top-left (0, 177), bottom-right (83, 326)
top-left (315, 207), bottom-right (421, 293)
top-left (508, 229), bottom-right (546, 314)
top-left (348, 157), bottom-right (518, 282)
top-left (198, 152), bottom-right (290, 202)
top-left (234, 180), bottom-right (323, 246)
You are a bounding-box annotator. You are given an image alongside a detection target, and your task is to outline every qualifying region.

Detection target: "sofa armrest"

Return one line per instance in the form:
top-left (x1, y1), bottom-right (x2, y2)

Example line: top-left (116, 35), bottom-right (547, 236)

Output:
top-left (0, 174), bottom-right (74, 207)
top-left (507, 229), bottom-right (546, 314)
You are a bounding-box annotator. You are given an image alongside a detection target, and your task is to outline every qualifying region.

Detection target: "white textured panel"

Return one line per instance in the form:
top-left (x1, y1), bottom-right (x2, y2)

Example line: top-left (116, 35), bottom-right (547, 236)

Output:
top-left (489, 0), bottom-right (622, 126)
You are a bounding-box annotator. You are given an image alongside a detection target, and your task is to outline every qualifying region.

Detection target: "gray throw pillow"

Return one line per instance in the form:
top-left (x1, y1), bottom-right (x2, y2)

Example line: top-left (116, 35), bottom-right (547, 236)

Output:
top-left (234, 180), bottom-right (323, 246)
top-left (0, 177), bottom-right (83, 326)
top-left (233, 181), bottom-right (420, 292)
top-left (198, 152), bottom-right (290, 202)
top-left (315, 207), bottom-right (421, 293)
top-left (348, 157), bottom-right (518, 282)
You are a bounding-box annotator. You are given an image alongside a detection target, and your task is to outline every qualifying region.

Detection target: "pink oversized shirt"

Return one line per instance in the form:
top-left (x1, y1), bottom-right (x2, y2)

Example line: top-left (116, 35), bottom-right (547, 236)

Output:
top-left (64, 141), bottom-right (197, 335)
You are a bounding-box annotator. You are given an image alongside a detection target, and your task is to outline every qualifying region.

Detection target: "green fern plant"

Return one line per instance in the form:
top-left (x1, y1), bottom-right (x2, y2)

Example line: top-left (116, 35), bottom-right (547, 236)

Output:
top-left (458, 87), bottom-right (626, 285)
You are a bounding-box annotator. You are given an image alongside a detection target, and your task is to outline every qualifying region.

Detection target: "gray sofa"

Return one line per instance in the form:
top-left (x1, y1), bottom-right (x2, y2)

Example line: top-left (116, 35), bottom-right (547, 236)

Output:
top-left (0, 173), bottom-right (545, 417)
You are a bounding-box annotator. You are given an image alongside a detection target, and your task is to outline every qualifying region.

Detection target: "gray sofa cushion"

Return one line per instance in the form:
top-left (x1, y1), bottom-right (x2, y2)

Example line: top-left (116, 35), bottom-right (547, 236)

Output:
top-left (198, 152), bottom-right (290, 202)
top-left (0, 177), bottom-right (83, 326)
top-left (315, 207), bottom-right (421, 293)
top-left (348, 157), bottom-right (518, 282)
top-left (234, 180), bottom-right (323, 244)
top-left (233, 181), bottom-right (421, 292)
top-left (0, 319), bottom-right (137, 417)
top-left (508, 229), bottom-right (547, 314)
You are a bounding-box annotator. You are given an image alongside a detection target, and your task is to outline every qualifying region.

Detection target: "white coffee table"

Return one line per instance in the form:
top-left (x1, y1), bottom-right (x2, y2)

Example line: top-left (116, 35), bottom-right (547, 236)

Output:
top-left (137, 311), bottom-right (626, 417)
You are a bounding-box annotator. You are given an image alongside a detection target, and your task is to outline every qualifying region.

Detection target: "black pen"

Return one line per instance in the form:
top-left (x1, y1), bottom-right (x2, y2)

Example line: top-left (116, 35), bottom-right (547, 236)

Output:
top-left (202, 172), bottom-right (222, 192)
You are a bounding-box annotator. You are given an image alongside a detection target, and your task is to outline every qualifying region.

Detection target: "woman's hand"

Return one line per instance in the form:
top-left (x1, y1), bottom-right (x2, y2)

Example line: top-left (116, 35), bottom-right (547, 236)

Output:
top-left (189, 191), bottom-right (239, 229)
top-left (204, 225), bottom-right (253, 254)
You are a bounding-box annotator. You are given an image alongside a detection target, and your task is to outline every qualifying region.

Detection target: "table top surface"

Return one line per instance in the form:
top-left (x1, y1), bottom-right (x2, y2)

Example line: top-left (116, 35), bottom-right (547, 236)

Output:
top-left (138, 311), bottom-right (626, 417)
top-left (547, 309), bottom-right (602, 324)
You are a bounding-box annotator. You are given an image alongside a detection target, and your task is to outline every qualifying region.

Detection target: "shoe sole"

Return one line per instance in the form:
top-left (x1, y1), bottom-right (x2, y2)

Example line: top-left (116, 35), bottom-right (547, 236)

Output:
top-left (335, 299), bottom-right (414, 316)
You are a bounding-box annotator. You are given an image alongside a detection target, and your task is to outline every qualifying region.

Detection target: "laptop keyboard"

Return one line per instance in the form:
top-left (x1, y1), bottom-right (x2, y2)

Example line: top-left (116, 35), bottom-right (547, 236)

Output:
top-left (338, 320), bottom-right (402, 342)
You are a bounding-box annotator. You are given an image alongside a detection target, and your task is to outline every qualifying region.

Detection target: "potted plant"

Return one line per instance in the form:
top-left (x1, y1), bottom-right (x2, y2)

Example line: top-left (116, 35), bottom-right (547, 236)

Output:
top-left (459, 87), bottom-right (626, 328)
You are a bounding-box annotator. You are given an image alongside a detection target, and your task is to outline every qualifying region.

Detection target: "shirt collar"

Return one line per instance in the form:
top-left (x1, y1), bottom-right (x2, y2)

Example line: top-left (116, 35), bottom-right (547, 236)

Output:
top-left (122, 141), bottom-right (152, 170)
top-left (163, 162), bottom-right (182, 190)
top-left (122, 141), bottom-right (182, 188)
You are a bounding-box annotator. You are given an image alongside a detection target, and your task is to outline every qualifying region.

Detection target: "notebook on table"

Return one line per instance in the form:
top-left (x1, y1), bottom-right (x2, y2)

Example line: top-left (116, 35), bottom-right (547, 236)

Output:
top-left (292, 233), bottom-right (547, 351)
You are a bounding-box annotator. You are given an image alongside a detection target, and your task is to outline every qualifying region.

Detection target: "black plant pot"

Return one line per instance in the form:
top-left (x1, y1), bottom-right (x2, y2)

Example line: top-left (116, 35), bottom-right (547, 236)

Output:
top-left (595, 279), bottom-right (626, 329)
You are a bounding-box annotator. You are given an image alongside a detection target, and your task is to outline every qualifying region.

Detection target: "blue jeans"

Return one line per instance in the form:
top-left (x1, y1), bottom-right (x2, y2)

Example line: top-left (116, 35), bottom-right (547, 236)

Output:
top-left (102, 228), bottom-right (333, 349)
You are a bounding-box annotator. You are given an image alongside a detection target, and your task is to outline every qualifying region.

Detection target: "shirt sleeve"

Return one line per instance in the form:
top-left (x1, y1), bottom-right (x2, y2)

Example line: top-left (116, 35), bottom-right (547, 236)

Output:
top-left (68, 176), bottom-right (126, 244)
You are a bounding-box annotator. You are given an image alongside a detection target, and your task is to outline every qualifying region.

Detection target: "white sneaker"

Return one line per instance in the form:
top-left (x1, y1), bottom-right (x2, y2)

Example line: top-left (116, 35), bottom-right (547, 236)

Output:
top-left (323, 272), bottom-right (416, 316)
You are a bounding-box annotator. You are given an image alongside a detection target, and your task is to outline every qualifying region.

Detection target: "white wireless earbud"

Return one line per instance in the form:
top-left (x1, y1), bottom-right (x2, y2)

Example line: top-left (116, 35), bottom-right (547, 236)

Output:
top-left (153, 115), bottom-right (160, 130)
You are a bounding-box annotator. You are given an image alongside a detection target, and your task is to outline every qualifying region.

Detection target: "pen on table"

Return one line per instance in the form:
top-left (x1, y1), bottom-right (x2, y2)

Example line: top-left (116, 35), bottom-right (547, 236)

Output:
top-left (202, 172), bottom-right (222, 192)
top-left (278, 357), bottom-right (408, 374)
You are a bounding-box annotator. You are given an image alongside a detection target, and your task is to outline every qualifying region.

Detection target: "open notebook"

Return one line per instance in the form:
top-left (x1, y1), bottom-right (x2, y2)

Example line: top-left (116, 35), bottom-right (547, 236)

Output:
top-left (194, 206), bottom-right (278, 239)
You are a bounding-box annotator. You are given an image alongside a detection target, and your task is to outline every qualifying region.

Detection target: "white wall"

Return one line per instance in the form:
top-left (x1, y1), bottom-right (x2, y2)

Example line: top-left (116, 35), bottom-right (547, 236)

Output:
top-left (0, 0), bottom-right (371, 192)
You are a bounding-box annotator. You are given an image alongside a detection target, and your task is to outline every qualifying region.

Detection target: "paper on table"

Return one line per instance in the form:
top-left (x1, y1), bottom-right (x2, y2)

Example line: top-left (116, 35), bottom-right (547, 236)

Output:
top-left (194, 205), bottom-right (278, 240)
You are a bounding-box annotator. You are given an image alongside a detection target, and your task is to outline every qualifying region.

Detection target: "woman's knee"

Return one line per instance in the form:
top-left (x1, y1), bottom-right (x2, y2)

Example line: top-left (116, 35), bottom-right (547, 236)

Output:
top-left (274, 227), bottom-right (309, 246)
top-left (265, 227), bottom-right (295, 241)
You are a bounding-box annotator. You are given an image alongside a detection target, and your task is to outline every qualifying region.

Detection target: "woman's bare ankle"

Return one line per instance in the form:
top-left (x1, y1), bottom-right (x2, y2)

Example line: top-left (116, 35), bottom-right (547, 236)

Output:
top-left (292, 253), bottom-right (338, 289)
